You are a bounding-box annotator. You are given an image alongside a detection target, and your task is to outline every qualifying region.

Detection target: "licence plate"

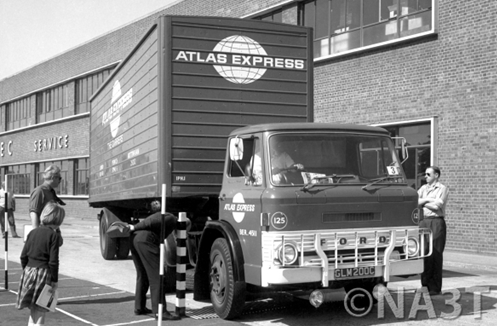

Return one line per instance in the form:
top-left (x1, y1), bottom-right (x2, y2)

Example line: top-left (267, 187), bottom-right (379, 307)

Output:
top-left (334, 266), bottom-right (376, 279)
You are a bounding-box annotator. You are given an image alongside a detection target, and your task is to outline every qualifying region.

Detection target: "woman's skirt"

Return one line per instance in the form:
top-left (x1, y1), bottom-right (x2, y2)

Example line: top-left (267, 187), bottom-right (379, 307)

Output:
top-left (16, 266), bottom-right (52, 311)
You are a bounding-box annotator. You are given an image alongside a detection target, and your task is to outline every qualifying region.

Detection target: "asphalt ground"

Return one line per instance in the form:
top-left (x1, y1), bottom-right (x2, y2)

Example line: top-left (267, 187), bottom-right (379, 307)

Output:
top-left (2, 214), bottom-right (497, 326)
top-left (0, 258), bottom-right (307, 326)
top-left (0, 215), bottom-right (303, 326)
top-left (1, 259), bottom-right (162, 326)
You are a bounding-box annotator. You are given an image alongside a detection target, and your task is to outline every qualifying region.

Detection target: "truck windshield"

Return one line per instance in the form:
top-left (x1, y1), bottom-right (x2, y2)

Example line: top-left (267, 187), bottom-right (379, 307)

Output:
top-left (268, 133), bottom-right (406, 186)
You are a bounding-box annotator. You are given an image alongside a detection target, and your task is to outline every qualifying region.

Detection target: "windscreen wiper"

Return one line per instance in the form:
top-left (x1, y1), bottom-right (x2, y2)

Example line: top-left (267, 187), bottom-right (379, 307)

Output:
top-left (361, 175), bottom-right (404, 191)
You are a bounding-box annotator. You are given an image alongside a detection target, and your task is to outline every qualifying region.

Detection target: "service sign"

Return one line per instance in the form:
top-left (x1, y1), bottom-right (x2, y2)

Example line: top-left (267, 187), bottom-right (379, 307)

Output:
top-left (0, 119), bottom-right (87, 165)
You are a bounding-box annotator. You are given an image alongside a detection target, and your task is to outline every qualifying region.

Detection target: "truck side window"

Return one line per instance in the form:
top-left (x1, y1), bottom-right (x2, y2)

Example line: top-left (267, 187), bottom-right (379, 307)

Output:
top-left (228, 138), bottom-right (255, 178)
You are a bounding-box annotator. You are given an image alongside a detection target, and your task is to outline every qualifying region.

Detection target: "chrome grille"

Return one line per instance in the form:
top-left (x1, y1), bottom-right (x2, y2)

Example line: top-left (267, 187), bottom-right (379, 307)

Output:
top-left (262, 227), bottom-right (432, 268)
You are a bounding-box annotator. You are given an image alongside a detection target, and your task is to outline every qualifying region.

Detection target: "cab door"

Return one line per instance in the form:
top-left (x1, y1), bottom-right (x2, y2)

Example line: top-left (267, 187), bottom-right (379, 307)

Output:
top-left (220, 137), bottom-right (264, 285)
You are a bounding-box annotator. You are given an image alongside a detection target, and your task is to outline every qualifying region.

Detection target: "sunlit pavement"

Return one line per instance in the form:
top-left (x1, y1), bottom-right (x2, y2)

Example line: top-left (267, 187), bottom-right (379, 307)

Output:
top-left (2, 215), bottom-right (497, 325)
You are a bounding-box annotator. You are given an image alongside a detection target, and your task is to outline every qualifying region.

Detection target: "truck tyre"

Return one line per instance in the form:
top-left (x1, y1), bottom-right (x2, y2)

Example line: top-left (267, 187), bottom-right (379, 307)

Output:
top-left (209, 238), bottom-right (245, 319)
top-left (115, 237), bottom-right (130, 259)
top-left (99, 213), bottom-right (117, 260)
top-left (163, 233), bottom-right (177, 293)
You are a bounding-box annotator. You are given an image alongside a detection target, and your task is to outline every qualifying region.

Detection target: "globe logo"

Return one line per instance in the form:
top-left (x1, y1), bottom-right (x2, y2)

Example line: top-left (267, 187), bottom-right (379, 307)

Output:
top-left (213, 35), bottom-right (267, 84)
top-left (111, 80), bottom-right (122, 103)
top-left (232, 192), bottom-right (246, 223)
top-left (103, 80), bottom-right (133, 138)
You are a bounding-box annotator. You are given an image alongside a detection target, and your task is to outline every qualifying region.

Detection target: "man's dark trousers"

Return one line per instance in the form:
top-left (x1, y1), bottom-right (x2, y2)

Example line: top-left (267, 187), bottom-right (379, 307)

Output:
top-left (130, 230), bottom-right (165, 314)
top-left (420, 217), bottom-right (447, 293)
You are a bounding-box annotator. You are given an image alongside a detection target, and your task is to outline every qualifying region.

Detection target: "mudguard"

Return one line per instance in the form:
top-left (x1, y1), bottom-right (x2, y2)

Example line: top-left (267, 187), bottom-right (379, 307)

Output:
top-left (193, 220), bottom-right (245, 301)
top-left (100, 208), bottom-right (130, 239)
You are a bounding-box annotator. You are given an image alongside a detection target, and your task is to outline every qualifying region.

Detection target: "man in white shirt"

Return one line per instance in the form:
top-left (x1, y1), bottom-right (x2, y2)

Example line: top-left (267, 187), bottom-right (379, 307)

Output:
top-left (418, 166), bottom-right (449, 295)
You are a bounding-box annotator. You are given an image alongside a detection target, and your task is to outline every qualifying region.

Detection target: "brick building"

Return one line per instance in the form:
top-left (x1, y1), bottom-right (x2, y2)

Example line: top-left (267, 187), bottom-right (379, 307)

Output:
top-left (0, 0), bottom-right (495, 254)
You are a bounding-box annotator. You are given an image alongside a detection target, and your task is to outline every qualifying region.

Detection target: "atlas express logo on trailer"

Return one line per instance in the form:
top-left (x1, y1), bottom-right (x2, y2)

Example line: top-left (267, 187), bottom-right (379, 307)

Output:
top-left (102, 80), bottom-right (133, 138)
top-left (175, 35), bottom-right (305, 84)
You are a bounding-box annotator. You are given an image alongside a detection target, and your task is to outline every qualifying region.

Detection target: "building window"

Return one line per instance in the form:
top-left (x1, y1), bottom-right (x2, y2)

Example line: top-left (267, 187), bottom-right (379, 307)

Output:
top-left (2, 96), bottom-right (32, 131)
top-left (36, 84), bottom-right (70, 123)
top-left (1, 165), bottom-right (31, 195)
top-left (75, 158), bottom-right (89, 195)
top-left (76, 68), bottom-right (112, 114)
top-left (37, 160), bottom-right (69, 195)
top-left (379, 121), bottom-right (432, 190)
top-left (301, 0), bottom-right (434, 59)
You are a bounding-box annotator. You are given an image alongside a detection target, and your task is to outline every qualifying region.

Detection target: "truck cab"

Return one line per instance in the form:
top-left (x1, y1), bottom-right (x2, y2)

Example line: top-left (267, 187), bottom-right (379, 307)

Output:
top-left (194, 123), bottom-right (432, 319)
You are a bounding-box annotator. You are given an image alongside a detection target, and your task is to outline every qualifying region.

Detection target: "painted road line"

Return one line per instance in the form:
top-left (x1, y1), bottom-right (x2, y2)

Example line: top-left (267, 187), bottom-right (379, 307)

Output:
top-left (54, 307), bottom-right (99, 326)
top-left (100, 319), bottom-right (156, 326)
top-left (58, 290), bottom-right (127, 301)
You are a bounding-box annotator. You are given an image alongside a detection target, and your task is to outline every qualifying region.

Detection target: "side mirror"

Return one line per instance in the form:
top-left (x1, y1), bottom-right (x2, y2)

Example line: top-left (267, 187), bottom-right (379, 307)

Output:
top-left (229, 137), bottom-right (244, 161)
top-left (392, 137), bottom-right (408, 164)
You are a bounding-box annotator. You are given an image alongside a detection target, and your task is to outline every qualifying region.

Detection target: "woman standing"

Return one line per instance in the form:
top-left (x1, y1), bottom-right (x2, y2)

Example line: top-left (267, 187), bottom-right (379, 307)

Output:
top-left (16, 201), bottom-right (65, 326)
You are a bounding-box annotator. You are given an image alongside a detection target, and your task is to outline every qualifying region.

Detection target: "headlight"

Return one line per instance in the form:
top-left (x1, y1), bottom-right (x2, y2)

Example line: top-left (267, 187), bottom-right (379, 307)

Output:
top-left (277, 242), bottom-right (298, 265)
top-left (309, 290), bottom-right (324, 308)
top-left (404, 237), bottom-right (420, 257)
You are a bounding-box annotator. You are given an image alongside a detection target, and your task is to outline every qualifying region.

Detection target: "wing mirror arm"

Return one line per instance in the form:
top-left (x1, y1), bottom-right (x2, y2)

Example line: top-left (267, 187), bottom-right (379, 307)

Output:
top-left (392, 136), bottom-right (409, 165)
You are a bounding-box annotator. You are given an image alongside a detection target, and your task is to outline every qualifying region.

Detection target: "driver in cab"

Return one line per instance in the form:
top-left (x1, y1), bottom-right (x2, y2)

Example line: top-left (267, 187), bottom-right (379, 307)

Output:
top-left (270, 142), bottom-right (304, 183)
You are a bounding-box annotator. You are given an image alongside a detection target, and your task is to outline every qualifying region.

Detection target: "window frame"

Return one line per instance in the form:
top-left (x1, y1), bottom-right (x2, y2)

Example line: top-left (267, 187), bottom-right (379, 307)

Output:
top-left (74, 158), bottom-right (90, 195)
top-left (4, 96), bottom-right (32, 131)
top-left (306, 0), bottom-right (438, 61)
top-left (248, 0), bottom-right (438, 61)
top-left (36, 160), bottom-right (69, 195)
top-left (372, 117), bottom-right (437, 189)
top-left (1, 164), bottom-right (31, 195)
top-left (75, 68), bottom-right (111, 114)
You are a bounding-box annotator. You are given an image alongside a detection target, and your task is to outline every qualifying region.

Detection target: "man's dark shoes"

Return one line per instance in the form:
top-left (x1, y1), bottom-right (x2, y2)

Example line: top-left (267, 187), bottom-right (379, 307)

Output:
top-left (134, 307), bottom-right (153, 315)
top-left (429, 290), bottom-right (441, 296)
top-left (155, 312), bottom-right (180, 321)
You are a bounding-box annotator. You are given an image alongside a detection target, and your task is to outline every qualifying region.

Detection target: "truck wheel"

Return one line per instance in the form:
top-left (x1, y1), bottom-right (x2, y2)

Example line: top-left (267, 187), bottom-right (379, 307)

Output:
top-left (163, 233), bottom-right (177, 293)
top-left (99, 213), bottom-right (117, 260)
top-left (115, 237), bottom-right (130, 259)
top-left (209, 238), bottom-right (245, 319)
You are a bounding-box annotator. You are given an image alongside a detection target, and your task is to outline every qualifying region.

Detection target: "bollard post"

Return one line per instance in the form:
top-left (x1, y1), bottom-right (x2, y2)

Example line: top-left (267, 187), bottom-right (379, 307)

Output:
top-left (175, 212), bottom-right (187, 316)
top-left (3, 175), bottom-right (8, 290)
top-left (157, 184), bottom-right (166, 326)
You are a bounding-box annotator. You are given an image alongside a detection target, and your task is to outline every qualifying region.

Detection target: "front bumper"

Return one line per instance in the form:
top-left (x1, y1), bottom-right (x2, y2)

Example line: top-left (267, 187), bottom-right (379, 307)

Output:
top-left (261, 227), bottom-right (432, 287)
top-left (261, 259), bottom-right (423, 286)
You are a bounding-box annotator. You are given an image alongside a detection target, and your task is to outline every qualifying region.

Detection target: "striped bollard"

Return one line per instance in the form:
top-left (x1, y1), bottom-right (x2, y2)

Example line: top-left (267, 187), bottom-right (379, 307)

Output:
top-left (175, 212), bottom-right (187, 316)
top-left (3, 176), bottom-right (8, 290)
top-left (158, 184), bottom-right (166, 325)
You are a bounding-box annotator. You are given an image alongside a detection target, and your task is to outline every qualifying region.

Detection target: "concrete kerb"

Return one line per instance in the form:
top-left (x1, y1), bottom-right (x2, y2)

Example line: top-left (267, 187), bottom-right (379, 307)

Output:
top-left (444, 250), bottom-right (497, 271)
